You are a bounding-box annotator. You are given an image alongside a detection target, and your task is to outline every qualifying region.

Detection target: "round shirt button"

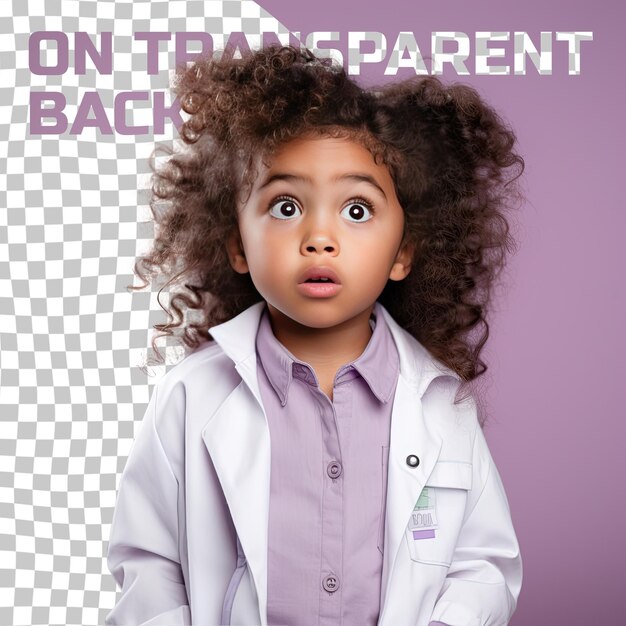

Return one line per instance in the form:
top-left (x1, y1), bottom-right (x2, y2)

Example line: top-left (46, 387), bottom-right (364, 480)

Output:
top-left (406, 454), bottom-right (420, 468)
top-left (322, 574), bottom-right (339, 593)
top-left (327, 461), bottom-right (342, 478)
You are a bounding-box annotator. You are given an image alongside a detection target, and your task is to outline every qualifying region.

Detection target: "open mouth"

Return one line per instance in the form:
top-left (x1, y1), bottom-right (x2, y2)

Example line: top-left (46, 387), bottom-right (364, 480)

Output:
top-left (297, 272), bottom-right (342, 298)
top-left (298, 266), bottom-right (341, 286)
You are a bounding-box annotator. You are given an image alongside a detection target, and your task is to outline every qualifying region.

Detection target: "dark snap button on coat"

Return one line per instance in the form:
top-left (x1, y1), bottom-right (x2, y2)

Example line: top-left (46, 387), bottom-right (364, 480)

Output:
top-left (406, 454), bottom-right (420, 468)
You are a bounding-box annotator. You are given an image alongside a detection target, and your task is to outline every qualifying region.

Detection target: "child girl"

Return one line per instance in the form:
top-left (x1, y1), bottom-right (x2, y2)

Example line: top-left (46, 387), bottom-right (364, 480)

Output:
top-left (105, 45), bottom-right (523, 626)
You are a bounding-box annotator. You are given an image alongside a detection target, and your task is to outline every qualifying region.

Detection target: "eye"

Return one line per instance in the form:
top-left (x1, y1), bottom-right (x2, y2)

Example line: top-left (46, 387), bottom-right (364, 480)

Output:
top-left (340, 198), bottom-right (374, 223)
top-left (268, 196), bottom-right (302, 220)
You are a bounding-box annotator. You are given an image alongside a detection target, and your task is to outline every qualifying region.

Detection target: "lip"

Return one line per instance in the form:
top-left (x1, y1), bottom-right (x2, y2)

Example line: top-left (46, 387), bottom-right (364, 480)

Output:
top-left (296, 265), bottom-right (342, 299)
top-left (296, 282), bottom-right (342, 298)
top-left (297, 266), bottom-right (342, 285)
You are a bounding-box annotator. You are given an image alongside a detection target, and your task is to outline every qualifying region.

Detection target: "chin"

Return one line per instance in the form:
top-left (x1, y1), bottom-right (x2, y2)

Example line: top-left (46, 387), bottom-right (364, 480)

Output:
top-left (293, 309), bottom-right (366, 331)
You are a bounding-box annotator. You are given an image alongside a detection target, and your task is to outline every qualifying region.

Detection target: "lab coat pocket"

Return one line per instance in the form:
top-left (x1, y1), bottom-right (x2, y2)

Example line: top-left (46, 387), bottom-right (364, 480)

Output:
top-left (377, 445), bottom-right (390, 554)
top-left (405, 460), bottom-right (472, 567)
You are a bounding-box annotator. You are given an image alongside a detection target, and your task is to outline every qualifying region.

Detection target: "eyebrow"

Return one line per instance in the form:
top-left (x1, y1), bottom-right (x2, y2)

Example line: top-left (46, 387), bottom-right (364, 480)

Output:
top-left (257, 172), bottom-right (387, 199)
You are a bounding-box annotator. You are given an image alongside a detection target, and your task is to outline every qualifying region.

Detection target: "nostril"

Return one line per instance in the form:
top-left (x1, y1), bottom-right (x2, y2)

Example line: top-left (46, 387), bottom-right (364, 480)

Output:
top-left (303, 243), bottom-right (337, 254)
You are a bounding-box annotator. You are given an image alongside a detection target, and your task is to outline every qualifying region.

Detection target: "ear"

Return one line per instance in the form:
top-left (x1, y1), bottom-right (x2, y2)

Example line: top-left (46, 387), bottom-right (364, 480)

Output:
top-left (226, 226), bottom-right (249, 274)
top-left (388, 239), bottom-right (415, 281)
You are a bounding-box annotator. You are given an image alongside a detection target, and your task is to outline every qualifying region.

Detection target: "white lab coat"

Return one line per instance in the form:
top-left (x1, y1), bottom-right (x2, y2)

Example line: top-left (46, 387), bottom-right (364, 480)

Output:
top-left (105, 301), bottom-right (522, 626)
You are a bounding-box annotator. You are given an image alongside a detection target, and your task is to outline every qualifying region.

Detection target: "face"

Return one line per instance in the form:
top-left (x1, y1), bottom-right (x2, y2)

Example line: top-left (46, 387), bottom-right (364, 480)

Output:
top-left (227, 135), bottom-right (413, 331)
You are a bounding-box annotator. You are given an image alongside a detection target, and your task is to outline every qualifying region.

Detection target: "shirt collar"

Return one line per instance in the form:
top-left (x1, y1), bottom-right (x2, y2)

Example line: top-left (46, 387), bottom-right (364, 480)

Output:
top-left (255, 301), bottom-right (399, 407)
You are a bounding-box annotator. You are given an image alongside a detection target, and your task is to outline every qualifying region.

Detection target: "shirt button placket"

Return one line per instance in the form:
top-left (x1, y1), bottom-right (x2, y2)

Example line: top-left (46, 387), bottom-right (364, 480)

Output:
top-left (327, 461), bottom-right (342, 479)
top-left (322, 574), bottom-right (340, 593)
top-left (318, 396), bottom-right (343, 624)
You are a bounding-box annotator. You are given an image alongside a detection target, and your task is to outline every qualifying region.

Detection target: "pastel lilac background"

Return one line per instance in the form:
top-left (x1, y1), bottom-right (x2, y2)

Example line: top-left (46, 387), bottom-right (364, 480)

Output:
top-left (257, 0), bottom-right (626, 624)
top-left (0, 0), bottom-right (621, 624)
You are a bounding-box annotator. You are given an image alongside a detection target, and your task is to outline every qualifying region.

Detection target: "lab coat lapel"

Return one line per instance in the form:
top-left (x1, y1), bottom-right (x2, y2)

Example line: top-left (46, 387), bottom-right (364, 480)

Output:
top-left (377, 305), bottom-right (458, 615)
top-left (379, 376), bottom-right (442, 612)
top-left (201, 302), bottom-right (271, 625)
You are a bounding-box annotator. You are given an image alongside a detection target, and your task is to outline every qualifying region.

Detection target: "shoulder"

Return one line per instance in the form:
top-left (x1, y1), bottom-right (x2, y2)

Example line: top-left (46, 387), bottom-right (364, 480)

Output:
top-left (146, 340), bottom-right (240, 450)
top-left (154, 340), bottom-right (240, 403)
top-left (421, 375), bottom-right (480, 464)
top-left (422, 376), bottom-right (500, 499)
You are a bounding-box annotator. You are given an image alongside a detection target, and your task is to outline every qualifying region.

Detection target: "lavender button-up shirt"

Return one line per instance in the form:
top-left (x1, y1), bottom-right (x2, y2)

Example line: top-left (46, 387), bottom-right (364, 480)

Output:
top-left (255, 302), bottom-right (399, 626)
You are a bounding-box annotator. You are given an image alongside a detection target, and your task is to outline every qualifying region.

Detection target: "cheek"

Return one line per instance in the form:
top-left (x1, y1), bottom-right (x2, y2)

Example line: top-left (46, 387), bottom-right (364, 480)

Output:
top-left (241, 226), bottom-right (289, 274)
top-left (241, 215), bottom-right (283, 246)
top-left (345, 227), bottom-right (400, 271)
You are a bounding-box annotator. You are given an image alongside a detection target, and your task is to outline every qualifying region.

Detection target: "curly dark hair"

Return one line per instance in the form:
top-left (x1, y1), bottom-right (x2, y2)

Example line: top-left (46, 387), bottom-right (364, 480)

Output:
top-left (132, 44), bottom-right (524, 402)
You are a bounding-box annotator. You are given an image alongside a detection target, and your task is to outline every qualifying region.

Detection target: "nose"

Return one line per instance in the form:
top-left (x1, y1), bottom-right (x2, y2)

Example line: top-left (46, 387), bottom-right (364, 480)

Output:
top-left (301, 230), bottom-right (339, 256)
top-left (300, 212), bottom-right (339, 256)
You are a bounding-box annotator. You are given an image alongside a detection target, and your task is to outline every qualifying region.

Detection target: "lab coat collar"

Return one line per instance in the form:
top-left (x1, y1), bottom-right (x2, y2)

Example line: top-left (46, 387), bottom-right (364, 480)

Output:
top-left (208, 299), bottom-right (461, 400)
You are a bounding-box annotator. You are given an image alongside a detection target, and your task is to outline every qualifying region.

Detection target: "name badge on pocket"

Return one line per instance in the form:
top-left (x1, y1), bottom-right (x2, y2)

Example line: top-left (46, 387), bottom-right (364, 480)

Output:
top-left (408, 487), bottom-right (438, 540)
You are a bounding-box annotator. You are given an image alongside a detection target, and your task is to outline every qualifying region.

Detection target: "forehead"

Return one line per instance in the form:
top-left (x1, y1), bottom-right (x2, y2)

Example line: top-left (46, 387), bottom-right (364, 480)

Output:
top-left (272, 135), bottom-right (372, 162)
top-left (255, 134), bottom-right (393, 184)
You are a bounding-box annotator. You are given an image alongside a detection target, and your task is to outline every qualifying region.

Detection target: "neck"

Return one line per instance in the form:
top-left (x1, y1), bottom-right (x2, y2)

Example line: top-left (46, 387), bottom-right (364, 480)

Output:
top-left (265, 304), bottom-right (374, 371)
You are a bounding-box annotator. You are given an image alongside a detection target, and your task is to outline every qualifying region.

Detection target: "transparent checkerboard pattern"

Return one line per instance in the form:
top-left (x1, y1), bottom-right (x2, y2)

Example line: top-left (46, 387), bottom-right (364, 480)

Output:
top-left (0, 1), bottom-right (296, 624)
